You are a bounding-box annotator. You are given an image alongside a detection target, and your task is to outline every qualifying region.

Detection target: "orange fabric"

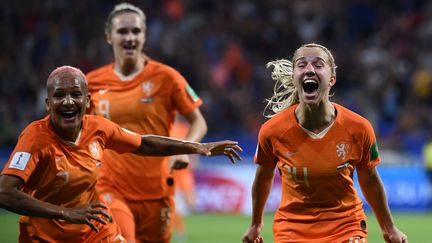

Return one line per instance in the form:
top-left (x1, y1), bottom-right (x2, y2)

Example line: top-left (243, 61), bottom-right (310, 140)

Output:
top-left (132, 197), bottom-right (174, 243)
top-left (255, 103), bottom-right (379, 241)
top-left (2, 115), bottom-right (141, 242)
top-left (19, 216), bottom-right (124, 243)
top-left (100, 191), bottom-right (174, 243)
top-left (100, 192), bottom-right (135, 242)
top-left (86, 60), bottom-right (202, 201)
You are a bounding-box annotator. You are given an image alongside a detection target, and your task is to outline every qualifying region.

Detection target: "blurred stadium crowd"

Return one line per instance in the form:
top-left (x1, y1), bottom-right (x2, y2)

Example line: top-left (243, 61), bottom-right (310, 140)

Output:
top-left (1, 0), bottom-right (432, 156)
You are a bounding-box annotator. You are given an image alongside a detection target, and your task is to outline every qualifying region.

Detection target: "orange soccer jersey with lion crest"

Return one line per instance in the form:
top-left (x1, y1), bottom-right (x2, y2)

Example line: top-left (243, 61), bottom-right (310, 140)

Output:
top-left (86, 60), bottom-right (202, 201)
top-left (1, 115), bottom-right (141, 242)
top-left (255, 103), bottom-right (380, 242)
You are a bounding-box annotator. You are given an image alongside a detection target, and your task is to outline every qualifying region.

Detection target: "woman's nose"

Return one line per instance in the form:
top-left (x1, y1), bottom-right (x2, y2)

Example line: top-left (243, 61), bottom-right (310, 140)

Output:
top-left (304, 64), bottom-right (316, 75)
top-left (125, 32), bottom-right (135, 41)
top-left (63, 95), bottom-right (74, 105)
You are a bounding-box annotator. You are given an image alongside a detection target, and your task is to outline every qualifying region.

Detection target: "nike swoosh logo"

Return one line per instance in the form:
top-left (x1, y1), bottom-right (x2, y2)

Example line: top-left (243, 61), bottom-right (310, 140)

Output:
top-left (99, 89), bottom-right (109, 95)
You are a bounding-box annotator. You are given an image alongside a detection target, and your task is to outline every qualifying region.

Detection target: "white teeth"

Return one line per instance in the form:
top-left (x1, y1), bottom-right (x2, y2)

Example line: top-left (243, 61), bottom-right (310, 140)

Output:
top-left (304, 79), bottom-right (317, 84)
top-left (62, 111), bottom-right (76, 116)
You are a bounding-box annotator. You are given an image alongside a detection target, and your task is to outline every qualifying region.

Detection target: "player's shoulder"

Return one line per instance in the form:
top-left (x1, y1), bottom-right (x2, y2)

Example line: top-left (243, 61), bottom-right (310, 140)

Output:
top-left (334, 103), bottom-right (373, 130)
top-left (147, 60), bottom-right (184, 80)
top-left (86, 63), bottom-right (113, 81)
top-left (260, 105), bottom-right (297, 137)
top-left (19, 117), bottom-right (55, 150)
top-left (84, 115), bottom-right (115, 128)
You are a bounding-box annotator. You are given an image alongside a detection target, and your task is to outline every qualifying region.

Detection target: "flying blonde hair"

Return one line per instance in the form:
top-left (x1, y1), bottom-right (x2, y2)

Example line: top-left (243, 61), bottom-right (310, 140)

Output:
top-left (263, 43), bottom-right (336, 117)
top-left (263, 59), bottom-right (296, 117)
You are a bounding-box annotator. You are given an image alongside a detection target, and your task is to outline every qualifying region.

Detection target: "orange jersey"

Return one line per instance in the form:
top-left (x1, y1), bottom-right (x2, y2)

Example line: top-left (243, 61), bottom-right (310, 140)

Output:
top-left (255, 103), bottom-right (380, 241)
top-left (1, 115), bottom-right (141, 242)
top-left (86, 60), bottom-right (202, 200)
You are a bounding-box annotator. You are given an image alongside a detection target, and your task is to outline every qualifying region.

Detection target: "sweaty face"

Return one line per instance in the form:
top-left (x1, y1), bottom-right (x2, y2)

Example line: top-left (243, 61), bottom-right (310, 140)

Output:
top-left (108, 12), bottom-right (145, 63)
top-left (46, 76), bottom-right (90, 132)
top-left (293, 47), bottom-right (335, 106)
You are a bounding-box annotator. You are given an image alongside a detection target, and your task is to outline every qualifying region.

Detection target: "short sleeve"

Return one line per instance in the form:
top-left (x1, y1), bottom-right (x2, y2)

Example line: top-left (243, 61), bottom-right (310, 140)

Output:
top-left (170, 70), bottom-right (203, 115)
top-left (254, 126), bottom-right (277, 166)
top-left (358, 120), bottom-right (380, 169)
top-left (1, 127), bottom-right (44, 182)
top-left (103, 120), bottom-right (142, 153)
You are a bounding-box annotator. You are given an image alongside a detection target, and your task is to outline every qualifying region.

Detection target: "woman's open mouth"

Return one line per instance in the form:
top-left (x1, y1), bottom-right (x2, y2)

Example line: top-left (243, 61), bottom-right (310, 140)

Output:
top-left (302, 79), bottom-right (319, 98)
top-left (61, 110), bottom-right (78, 123)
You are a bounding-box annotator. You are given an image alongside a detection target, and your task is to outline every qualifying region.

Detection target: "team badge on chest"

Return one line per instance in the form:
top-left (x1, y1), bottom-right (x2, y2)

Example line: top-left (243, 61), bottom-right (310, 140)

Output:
top-left (142, 81), bottom-right (154, 96)
top-left (89, 141), bottom-right (102, 160)
top-left (336, 143), bottom-right (350, 160)
top-left (141, 81), bottom-right (154, 103)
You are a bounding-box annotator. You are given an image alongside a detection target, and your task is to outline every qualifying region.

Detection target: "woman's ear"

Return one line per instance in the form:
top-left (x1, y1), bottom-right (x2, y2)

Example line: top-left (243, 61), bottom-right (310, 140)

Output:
top-left (86, 94), bottom-right (91, 109)
top-left (45, 98), bottom-right (50, 112)
top-left (330, 76), bottom-right (336, 87)
top-left (106, 34), bottom-right (112, 45)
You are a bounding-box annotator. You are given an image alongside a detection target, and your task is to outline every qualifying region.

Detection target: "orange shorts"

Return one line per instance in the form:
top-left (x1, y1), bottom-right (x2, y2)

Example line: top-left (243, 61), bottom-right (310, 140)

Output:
top-left (83, 221), bottom-right (124, 243)
top-left (273, 217), bottom-right (367, 243)
top-left (100, 191), bottom-right (175, 243)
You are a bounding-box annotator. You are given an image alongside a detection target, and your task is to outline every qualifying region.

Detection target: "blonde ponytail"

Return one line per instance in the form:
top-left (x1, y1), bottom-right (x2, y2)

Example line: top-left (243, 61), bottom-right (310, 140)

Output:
top-left (263, 59), bottom-right (298, 117)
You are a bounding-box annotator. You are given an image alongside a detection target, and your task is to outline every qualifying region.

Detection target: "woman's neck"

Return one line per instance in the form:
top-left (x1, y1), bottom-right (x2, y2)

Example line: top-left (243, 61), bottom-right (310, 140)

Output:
top-left (295, 101), bottom-right (336, 134)
top-left (51, 122), bottom-right (82, 144)
top-left (114, 57), bottom-right (145, 80)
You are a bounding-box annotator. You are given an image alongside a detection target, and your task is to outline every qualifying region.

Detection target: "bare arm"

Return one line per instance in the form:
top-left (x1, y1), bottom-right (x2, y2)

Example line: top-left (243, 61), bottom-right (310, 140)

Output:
top-left (0, 175), bottom-right (111, 232)
top-left (169, 109), bottom-right (207, 170)
top-left (133, 135), bottom-right (242, 163)
top-left (357, 166), bottom-right (408, 243)
top-left (0, 175), bottom-right (66, 218)
top-left (242, 163), bottom-right (276, 243)
top-left (183, 108), bottom-right (207, 142)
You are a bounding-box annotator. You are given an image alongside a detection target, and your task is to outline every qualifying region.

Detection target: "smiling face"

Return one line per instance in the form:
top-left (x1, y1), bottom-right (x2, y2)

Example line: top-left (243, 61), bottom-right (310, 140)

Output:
top-left (107, 12), bottom-right (145, 65)
top-left (45, 67), bottom-right (90, 137)
top-left (292, 45), bottom-right (336, 106)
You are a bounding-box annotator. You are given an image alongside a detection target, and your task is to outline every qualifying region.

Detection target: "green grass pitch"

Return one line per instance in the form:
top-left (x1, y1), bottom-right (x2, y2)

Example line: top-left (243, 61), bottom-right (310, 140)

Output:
top-left (0, 211), bottom-right (430, 242)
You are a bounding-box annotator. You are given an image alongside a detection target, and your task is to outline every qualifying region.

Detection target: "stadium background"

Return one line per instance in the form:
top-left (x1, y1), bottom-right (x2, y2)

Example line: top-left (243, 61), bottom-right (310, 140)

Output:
top-left (0, 0), bottom-right (431, 242)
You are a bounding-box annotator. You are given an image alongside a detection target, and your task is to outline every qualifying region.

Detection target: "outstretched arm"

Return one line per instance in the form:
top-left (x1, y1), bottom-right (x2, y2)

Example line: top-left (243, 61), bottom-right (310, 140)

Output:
top-left (357, 166), bottom-right (408, 243)
top-left (242, 163), bottom-right (276, 243)
top-left (133, 135), bottom-right (242, 163)
top-left (0, 175), bottom-right (111, 232)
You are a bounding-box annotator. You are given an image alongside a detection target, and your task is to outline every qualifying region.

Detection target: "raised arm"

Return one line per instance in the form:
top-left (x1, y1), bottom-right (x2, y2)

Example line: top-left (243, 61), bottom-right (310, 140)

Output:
top-left (0, 175), bottom-right (111, 232)
top-left (242, 163), bottom-right (276, 243)
top-left (133, 135), bottom-right (242, 163)
top-left (183, 109), bottom-right (207, 142)
top-left (357, 166), bottom-right (408, 243)
top-left (169, 109), bottom-right (208, 170)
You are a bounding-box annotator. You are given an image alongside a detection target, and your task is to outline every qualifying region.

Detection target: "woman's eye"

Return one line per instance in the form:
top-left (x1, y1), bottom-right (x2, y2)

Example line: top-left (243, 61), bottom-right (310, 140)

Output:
top-left (71, 92), bottom-right (82, 97)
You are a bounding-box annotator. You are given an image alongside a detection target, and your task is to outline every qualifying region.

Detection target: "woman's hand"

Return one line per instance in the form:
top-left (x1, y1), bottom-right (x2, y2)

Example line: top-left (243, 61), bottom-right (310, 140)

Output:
top-left (242, 224), bottom-right (264, 243)
top-left (199, 140), bottom-right (243, 163)
top-left (62, 202), bottom-right (112, 232)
